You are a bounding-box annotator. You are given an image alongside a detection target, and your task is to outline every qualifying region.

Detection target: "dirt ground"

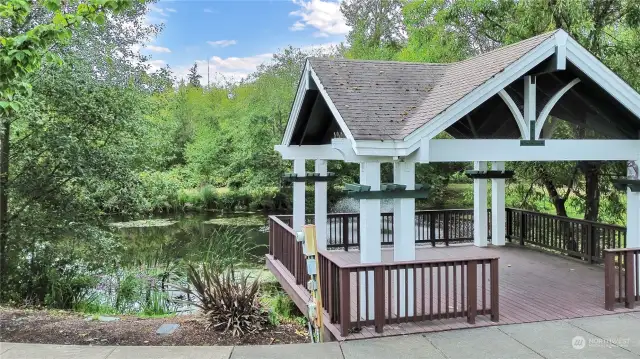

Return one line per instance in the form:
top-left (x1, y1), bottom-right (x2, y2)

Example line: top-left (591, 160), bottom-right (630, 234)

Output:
top-left (0, 308), bottom-right (309, 346)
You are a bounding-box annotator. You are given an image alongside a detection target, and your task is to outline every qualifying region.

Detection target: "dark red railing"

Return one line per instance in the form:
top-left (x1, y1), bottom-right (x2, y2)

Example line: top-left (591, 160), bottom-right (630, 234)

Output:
top-left (506, 208), bottom-right (626, 264)
top-left (317, 251), bottom-right (499, 336)
top-left (604, 248), bottom-right (639, 310)
top-left (269, 216), bottom-right (307, 285)
top-left (279, 208), bottom-right (624, 264)
top-left (279, 209), bottom-right (482, 250)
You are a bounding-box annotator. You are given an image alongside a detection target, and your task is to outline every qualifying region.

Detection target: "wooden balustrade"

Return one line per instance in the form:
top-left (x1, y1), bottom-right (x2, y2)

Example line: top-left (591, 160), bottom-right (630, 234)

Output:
top-left (604, 248), bottom-right (640, 310)
top-left (317, 251), bottom-right (499, 336)
top-left (269, 216), bottom-right (307, 285)
top-left (280, 208), bottom-right (626, 264)
top-left (506, 208), bottom-right (626, 263)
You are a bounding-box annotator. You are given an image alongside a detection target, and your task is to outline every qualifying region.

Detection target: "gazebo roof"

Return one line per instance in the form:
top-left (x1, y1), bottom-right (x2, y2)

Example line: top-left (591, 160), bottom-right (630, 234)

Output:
top-left (282, 29), bottom-right (640, 155)
top-left (308, 31), bottom-right (555, 141)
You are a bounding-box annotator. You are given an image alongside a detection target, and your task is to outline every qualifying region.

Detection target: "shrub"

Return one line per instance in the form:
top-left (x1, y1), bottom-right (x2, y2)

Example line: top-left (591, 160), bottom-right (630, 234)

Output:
top-left (176, 264), bottom-right (268, 336)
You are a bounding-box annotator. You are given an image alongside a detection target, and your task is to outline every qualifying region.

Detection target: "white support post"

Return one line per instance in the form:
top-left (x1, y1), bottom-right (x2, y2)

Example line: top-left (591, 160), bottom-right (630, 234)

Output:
top-left (315, 160), bottom-right (328, 251)
top-left (474, 161), bottom-right (488, 247)
top-left (491, 161), bottom-right (506, 246)
top-left (627, 160), bottom-right (640, 248)
top-left (393, 161), bottom-right (415, 317)
top-left (524, 75), bottom-right (537, 140)
top-left (359, 161), bottom-right (381, 321)
top-left (292, 159), bottom-right (305, 232)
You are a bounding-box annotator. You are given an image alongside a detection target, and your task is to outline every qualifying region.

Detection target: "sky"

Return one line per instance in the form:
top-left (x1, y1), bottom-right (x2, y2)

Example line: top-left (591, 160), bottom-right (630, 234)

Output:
top-left (141, 0), bottom-right (349, 84)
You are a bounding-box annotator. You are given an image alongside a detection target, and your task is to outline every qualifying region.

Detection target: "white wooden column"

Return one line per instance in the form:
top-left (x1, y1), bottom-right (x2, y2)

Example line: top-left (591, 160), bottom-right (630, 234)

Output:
top-left (292, 159), bottom-right (305, 231)
top-left (315, 160), bottom-right (328, 251)
top-left (474, 161), bottom-right (488, 247)
top-left (359, 161), bottom-right (381, 320)
top-left (393, 161), bottom-right (415, 317)
top-left (627, 160), bottom-right (640, 248)
top-left (524, 75), bottom-right (536, 140)
top-left (491, 161), bottom-right (506, 246)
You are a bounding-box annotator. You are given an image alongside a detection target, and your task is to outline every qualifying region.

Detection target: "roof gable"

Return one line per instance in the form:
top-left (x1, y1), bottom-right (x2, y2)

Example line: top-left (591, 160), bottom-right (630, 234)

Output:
top-left (282, 29), bottom-right (640, 155)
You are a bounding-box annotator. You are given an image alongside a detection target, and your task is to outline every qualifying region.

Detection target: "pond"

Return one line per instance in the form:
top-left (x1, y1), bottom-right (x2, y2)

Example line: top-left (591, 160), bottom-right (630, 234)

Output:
top-left (111, 212), bottom-right (271, 268)
top-left (75, 212), bottom-right (272, 316)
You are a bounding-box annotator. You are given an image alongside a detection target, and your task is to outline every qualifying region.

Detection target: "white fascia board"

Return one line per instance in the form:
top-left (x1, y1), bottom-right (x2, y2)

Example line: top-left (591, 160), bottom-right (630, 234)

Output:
top-left (565, 38), bottom-right (640, 121)
top-left (554, 30), bottom-right (568, 70)
top-left (281, 61), bottom-right (310, 146)
top-left (351, 139), bottom-right (419, 157)
top-left (274, 144), bottom-right (345, 160)
top-left (403, 35), bottom-right (558, 146)
top-left (331, 139), bottom-right (400, 163)
top-left (426, 139), bottom-right (640, 162)
top-left (307, 64), bottom-right (356, 146)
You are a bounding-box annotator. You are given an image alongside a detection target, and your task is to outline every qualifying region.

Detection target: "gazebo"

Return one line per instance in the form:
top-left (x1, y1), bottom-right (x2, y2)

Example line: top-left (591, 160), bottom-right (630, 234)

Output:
top-left (267, 29), bottom-right (640, 340)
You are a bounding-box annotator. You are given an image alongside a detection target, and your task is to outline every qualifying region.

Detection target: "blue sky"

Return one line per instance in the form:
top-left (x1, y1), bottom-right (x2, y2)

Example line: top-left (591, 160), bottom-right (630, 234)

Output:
top-left (141, 0), bottom-right (348, 83)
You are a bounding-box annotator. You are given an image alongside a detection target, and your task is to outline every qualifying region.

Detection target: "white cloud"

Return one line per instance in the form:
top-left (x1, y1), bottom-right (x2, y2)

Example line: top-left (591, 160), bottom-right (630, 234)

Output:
top-left (174, 53), bottom-right (273, 85)
top-left (145, 45), bottom-right (172, 53)
top-left (148, 4), bottom-right (170, 17)
top-left (147, 60), bottom-right (167, 73)
top-left (290, 0), bottom-right (350, 37)
top-left (165, 7), bottom-right (177, 13)
top-left (204, 8), bottom-right (216, 13)
top-left (207, 40), bottom-right (238, 48)
top-left (289, 21), bottom-right (305, 32)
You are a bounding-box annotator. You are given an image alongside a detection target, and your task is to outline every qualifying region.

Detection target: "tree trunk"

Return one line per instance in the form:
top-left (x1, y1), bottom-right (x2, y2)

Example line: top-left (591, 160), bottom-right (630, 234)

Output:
top-left (580, 161), bottom-right (601, 222)
top-left (538, 166), bottom-right (568, 217)
top-left (0, 119), bottom-right (9, 301)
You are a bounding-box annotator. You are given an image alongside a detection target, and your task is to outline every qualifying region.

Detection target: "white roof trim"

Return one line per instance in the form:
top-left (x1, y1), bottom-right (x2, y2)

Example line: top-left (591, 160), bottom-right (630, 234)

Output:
top-left (565, 36), bottom-right (640, 120)
top-left (281, 61), bottom-right (310, 146)
top-left (308, 64), bottom-right (355, 143)
top-left (281, 60), bottom-right (356, 150)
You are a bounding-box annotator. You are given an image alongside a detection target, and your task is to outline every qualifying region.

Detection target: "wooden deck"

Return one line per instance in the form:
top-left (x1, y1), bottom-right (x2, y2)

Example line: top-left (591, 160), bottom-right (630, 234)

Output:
top-left (266, 243), bottom-right (640, 341)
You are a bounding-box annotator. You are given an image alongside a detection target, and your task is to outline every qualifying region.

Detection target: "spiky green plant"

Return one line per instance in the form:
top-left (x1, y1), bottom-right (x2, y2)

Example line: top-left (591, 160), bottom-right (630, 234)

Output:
top-left (176, 264), bottom-right (268, 336)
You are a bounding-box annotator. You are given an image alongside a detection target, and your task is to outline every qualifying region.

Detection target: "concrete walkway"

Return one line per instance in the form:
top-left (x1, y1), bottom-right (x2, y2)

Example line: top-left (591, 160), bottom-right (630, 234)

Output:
top-left (3, 313), bottom-right (640, 359)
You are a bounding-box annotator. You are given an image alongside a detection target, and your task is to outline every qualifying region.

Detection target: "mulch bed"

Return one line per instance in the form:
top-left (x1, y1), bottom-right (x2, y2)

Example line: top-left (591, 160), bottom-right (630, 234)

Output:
top-left (0, 308), bottom-right (309, 346)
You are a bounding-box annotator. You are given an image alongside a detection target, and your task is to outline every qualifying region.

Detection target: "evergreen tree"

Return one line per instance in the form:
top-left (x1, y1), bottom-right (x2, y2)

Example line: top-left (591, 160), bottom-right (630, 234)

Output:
top-left (187, 63), bottom-right (202, 87)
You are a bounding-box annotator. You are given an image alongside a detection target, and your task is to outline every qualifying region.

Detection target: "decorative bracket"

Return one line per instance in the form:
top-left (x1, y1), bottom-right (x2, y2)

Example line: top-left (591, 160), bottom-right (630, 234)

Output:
top-left (282, 172), bottom-right (336, 183)
top-left (612, 178), bottom-right (640, 192)
top-left (344, 183), bottom-right (429, 199)
top-left (465, 170), bottom-right (515, 179)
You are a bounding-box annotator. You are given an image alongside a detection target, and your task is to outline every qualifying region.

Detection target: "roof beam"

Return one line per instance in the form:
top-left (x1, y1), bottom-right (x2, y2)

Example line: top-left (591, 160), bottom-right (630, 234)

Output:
top-left (274, 144), bottom-right (344, 160)
top-left (425, 139), bottom-right (640, 162)
top-left (535, 78), bottom-right (581, 138)
top-left (498, 90), bottom-right (527, 139)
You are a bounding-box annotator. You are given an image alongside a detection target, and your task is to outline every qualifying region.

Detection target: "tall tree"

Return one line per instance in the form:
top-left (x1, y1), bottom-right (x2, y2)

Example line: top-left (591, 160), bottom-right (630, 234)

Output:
top-left (341, 0), bottom-right (406, 59)
top-left (187, 63), bottom-right (202, 88)
top-left (0, 0), bottom-right (139, 300)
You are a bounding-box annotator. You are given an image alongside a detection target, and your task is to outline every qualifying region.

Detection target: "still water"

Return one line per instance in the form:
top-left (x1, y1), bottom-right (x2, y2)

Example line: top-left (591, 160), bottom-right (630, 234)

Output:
top-left (112, 212), bottom-right (271, 268)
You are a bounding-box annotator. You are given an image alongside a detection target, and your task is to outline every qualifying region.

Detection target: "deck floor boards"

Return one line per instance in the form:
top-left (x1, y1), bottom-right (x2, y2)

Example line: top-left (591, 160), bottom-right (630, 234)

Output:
top-left (267, 243), bottom-right (640, 341)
